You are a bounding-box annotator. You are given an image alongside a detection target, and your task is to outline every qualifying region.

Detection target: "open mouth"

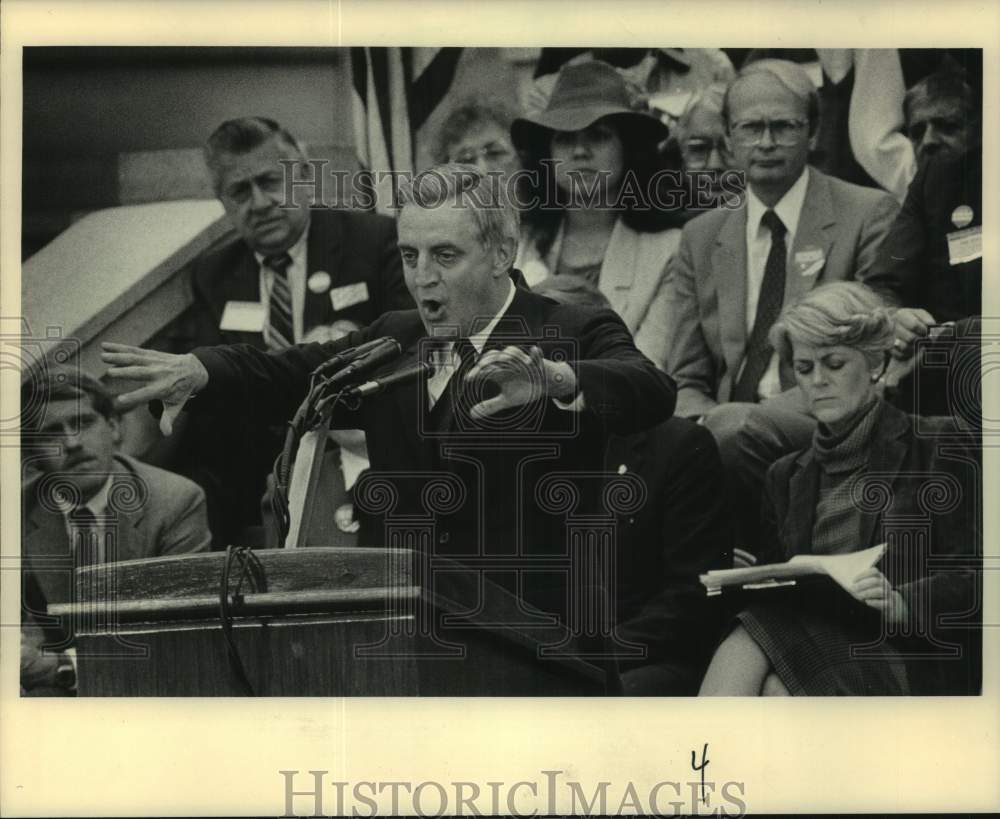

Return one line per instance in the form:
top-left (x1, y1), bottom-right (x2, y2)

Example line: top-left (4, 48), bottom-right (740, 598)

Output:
top-left (419, 298), bottom-right (445, 321)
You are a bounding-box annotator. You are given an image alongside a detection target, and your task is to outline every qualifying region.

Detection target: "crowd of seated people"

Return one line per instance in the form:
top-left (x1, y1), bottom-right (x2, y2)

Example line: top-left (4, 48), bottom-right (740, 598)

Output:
top-left (22, 47), bottom-right (983, 697)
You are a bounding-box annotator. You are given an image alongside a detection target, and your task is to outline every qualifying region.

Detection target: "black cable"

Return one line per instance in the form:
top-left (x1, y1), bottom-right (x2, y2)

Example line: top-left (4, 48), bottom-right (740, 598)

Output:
top-left (218, 545), bottom-right (267, 696)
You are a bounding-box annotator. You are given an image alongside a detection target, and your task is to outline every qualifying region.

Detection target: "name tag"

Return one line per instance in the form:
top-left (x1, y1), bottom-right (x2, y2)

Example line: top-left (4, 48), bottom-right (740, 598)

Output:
top-left (795, 258), bottom-right (825, 277)
top-left (330, 282), bottom-right (370, 312)
top-left (947, 226), bottom-right (982, 266)
top-left (220, 301), bottom-right (265, 332)
top-left (794, 247), bottom-right (825, 277)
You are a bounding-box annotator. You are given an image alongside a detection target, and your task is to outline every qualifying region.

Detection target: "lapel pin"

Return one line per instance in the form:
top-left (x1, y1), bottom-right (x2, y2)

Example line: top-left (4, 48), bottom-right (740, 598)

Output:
top-left (307, 271), bottom-right (332, 293)
top-left (951, 205), bottom-right (974, 229)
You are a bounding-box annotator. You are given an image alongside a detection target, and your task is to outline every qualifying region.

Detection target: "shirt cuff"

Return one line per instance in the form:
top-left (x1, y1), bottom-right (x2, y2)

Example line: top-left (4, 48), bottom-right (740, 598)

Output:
top-left (552, 392), bottom-right (586, 412)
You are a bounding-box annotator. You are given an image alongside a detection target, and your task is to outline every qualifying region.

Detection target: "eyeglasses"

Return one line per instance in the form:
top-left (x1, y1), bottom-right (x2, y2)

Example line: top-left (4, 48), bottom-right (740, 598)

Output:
top-left (450, 142), bottom-right (514, 165)
top-left (682, 137), bottom-right (732, 168)
top-left (729, 118), bottom-right (809, 146)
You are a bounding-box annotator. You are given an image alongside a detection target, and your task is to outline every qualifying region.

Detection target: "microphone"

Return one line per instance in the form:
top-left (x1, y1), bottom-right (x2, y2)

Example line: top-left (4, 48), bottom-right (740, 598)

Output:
top-left (321, 337), bottom-right (402, 387)
top-left (345, 362), bottom-right (433, 398)
top-left (311, 336), bottom-right (394, 378)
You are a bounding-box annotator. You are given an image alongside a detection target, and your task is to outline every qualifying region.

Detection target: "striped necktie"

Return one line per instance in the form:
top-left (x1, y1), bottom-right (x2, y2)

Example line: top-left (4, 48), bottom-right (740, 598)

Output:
top-left (732, 209), bottom-right (787, 402)
top-left (264, 252), bottom-right (295, 350)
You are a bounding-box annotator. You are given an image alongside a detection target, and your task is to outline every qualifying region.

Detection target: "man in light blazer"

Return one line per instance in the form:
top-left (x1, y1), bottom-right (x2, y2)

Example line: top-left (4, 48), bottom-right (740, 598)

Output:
top-left (661, 59), bottom-right (899, 548)
top-left (21, 372), bottom-right (210, 693)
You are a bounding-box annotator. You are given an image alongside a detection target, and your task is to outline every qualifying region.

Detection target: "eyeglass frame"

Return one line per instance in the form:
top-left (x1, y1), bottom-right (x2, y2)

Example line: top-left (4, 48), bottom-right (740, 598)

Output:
top-left (681, 136), bottom-right (733, 169)
top-left (727, 118), bottom-right (811, 147)
top-left (448, 141), bottom-right (515, 165)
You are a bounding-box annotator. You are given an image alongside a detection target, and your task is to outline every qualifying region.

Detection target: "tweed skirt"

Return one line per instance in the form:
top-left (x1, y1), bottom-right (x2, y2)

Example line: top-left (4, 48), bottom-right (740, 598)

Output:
top-left (735, 584), bottom-right (910, 696)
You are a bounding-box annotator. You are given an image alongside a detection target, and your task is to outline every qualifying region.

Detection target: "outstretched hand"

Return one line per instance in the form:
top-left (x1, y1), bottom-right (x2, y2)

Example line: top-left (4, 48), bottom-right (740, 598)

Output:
top-left (100, 343), bottom-right (209, 436)
top-left (465, 345), bottom-right (577, 420)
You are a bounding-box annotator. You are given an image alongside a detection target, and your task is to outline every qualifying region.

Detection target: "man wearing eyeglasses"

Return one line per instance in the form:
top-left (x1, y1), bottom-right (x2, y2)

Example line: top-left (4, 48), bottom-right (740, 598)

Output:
top-left (661, 59), bottom-right (900, 553)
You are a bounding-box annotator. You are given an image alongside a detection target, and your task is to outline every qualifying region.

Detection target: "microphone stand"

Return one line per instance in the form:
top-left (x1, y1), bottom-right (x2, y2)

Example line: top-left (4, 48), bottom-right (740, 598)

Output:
top-left (268, 365), bottom-right (361, 548)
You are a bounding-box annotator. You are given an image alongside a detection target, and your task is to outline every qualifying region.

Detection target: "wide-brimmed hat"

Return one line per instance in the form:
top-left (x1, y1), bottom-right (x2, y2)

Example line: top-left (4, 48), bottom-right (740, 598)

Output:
top-left (511, 60), bottom-right (669, 156)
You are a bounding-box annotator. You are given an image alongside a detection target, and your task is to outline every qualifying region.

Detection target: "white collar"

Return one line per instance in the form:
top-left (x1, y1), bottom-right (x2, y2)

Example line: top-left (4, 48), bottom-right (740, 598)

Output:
top-left (746, 166), bottom-right (810, 239)
top-left (467, 278), bottom-right (517, 354)
top-left (56, 474), bottom-right (114, 519)
top-left (253, 218), bottom-right (310, 268)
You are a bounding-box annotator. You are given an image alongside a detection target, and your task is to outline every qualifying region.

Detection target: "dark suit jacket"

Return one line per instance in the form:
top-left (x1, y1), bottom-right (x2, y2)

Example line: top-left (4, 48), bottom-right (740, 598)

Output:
top-left (662, 167), bottom-right (899, 417)
top-left (189, 207), bottom-right (413, 347)
top-left (170, 208), bottom-right (413, 543)
top-left (869, 150), bottom-right (982, 322)
top-left (605, 418), bottom-right (732, 673)
top-left (758, 403), bottom-right (982, 694)
top-left (190, 286), bottom-right (677, 619)
top-left (21, 455), bottom-right (211, 685)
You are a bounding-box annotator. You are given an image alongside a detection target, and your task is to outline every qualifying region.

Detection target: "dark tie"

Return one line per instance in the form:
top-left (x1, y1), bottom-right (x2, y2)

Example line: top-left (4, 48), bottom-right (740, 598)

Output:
top-left (430, 339), bottom-right (478, 433)
top-left (69, 507), bottom-right (101, 567)
top-left (264, 253), bottom-right (295, 350)
top-left (732, 209), bottom-right (787, 402)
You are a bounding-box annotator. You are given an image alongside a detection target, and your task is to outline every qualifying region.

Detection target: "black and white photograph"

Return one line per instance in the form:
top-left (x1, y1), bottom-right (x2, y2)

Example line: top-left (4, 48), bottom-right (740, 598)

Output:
top-left (2, 0), bottom-right (997, 815)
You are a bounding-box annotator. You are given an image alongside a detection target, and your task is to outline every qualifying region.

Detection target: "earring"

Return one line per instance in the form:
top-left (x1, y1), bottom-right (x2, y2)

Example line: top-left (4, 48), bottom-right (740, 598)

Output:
top-left (871, 373), bottom-right (881, 383)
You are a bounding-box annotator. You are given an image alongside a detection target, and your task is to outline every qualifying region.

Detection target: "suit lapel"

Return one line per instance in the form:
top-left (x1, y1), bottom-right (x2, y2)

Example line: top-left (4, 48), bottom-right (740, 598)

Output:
top-left (387, 334), bottom-right (436, 466)
top-left (598, 219), bottom-right (637, 320)
top-left (226, 247), bottom-right (268, 348)
top-left (23, 508), bottom-right (73, 607)
top-left (303, 210), bottom-right (344, 332)
top-left (711, 208), bottom-right (749, 377)
top-left (785, 170), bottom-right (836, 309)
top-left (782, 449), bottom-right (820, 554)
top-left (109, 456), bottom-right (145, 562)
top-left (858, 405), bottom-right (910, 549)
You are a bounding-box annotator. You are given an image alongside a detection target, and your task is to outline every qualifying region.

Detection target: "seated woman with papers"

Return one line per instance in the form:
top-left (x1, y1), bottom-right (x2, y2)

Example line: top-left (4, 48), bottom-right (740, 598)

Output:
top-left (699, 282), bottom-right (981, 696)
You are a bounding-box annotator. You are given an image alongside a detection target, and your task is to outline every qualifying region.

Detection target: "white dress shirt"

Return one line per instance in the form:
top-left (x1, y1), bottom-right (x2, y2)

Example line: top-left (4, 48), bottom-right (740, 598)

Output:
top-left (426, 280), bottom-right (518, 408)
top-left (57, 475), bottom-right (113, 562)
top-left (255, 221), bottom-right (311, 343)
top-left (744, 167), bottom-right (810, 400)
top-left (425, 280), bottom-right (584, 412)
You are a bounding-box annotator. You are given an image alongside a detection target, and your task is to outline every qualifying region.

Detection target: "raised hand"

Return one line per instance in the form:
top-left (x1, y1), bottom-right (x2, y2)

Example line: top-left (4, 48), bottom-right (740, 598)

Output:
top-left (890, 307), bottom-right (937, 360)
top-left (465, 345), bottom-right (577, 420)
top-left (100, 343), bottom-right (209, 436)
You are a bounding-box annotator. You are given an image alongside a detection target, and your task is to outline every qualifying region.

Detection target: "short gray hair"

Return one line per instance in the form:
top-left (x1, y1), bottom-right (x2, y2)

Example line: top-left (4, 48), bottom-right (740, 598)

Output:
top-left (769, 282), bottom-right (895, 369)
top-left (396, 162), bottom-right (520, 256)
top-left (204, 117), bottom-right (306, 195)
top-left (723, 59), bottom-right (820, 136)
top-left (675, 81), bottom-right (727, 143)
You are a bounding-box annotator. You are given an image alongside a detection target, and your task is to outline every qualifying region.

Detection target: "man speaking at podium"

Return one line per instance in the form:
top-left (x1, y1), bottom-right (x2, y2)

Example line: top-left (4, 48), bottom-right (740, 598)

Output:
top-left (102, 164), bottom-right (676, 636)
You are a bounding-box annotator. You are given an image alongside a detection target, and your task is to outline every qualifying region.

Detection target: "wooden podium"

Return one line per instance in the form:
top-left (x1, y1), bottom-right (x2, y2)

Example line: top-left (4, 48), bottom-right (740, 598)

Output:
top-left (50, 548), bottom-right (608, 696)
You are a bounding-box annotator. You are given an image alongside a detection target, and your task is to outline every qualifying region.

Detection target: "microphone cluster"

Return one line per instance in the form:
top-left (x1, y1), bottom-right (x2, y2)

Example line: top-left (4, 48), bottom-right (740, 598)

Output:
top-left (311, 336), bottom-right (432, 402)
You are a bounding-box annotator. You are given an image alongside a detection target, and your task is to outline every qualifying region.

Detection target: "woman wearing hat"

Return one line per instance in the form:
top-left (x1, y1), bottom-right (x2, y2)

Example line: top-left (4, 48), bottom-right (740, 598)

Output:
top-left (512, 60), bottom-right (686, 371)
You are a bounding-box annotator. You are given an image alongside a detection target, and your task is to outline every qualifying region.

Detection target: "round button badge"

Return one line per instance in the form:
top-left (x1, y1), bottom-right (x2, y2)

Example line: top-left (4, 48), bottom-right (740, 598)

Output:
top-left (307, 271), bottom-right (332, 293)
top-left (951, 205), bottom-right (974, 229)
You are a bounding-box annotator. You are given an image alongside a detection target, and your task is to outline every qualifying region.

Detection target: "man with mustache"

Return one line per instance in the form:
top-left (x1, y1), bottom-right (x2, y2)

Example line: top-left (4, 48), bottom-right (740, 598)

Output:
top-left (21, 372), bottom-right (210, 694)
